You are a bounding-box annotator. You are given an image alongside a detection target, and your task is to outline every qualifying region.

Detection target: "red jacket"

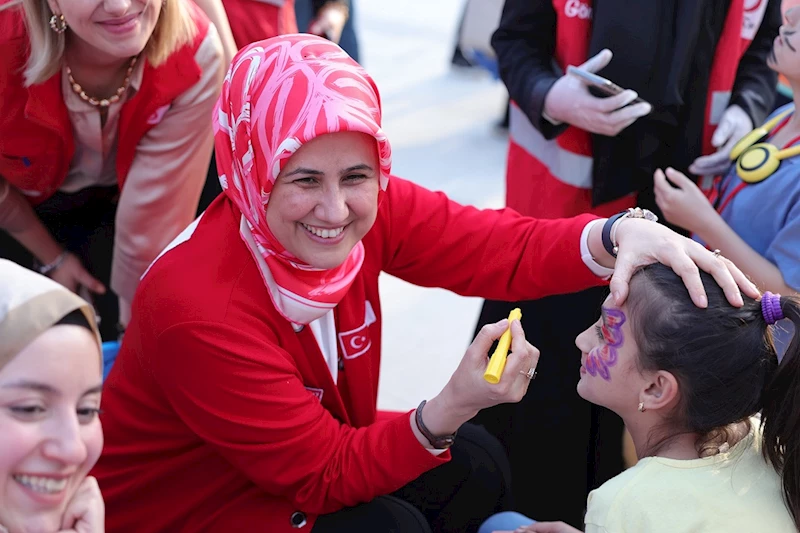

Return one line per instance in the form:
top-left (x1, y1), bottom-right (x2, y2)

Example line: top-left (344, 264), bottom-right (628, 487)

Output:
top-left (93, 177), bottom-right (602, 532)
top-left (0, 2), bottom-right (209, 204)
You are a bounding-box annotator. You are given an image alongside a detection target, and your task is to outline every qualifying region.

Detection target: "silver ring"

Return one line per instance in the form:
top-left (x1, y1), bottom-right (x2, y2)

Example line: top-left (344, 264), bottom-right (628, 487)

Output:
top-left (520, 367), bottom-right (537, 380)
top-left (713, 249), bottom-right (721, 259)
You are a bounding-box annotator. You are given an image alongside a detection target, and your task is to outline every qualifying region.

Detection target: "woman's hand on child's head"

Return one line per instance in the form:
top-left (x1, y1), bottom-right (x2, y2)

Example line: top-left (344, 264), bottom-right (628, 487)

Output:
top-left (653, 168), bottom-right (716, 233)
top-left (57, 476), bottom-right (105, 533)
top-left (611, 213), bottom-right (758, 309)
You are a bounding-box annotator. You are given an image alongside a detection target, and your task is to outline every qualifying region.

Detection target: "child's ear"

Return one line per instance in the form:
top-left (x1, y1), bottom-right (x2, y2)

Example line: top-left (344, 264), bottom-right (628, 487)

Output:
top-left (640, 370), bottom-right (680, 412)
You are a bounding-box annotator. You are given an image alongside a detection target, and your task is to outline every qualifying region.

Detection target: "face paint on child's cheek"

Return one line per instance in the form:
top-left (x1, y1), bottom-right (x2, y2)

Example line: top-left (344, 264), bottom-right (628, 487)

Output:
top-left (585, 308), bottom-right (626, 381)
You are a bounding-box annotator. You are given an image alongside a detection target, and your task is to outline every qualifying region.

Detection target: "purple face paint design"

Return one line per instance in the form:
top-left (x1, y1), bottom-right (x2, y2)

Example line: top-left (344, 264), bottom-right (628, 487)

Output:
top-left (585, 307), bottom-right (626, 381)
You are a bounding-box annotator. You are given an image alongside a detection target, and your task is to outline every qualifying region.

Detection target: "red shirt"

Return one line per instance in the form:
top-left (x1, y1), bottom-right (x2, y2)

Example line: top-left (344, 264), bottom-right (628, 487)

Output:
top-left (94, 177), bottom-right (601, 532)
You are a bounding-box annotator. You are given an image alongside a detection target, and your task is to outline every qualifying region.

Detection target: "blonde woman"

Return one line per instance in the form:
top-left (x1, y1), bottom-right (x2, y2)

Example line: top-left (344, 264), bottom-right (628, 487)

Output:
top-left (0, 0), bottom-right (224, 339)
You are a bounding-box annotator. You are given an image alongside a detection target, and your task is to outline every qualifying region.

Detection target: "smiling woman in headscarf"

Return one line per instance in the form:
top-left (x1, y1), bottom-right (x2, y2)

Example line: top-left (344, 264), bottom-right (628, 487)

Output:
top-left (0, 259), bottom-right (104, 533)
top-left (92, 34), bottom-right (758, 533)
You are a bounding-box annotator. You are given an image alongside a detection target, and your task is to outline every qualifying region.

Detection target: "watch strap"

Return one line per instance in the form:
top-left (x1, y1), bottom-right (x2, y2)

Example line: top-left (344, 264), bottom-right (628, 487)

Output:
top-left (601, 212), bottom-right (627, 258)
top-left (415, 400), bottom-right (456, 450)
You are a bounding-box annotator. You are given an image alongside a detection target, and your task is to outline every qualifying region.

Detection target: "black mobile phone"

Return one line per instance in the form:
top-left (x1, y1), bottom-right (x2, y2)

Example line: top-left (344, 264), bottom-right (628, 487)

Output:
top-left (566, 65), bottom-right (650, 107)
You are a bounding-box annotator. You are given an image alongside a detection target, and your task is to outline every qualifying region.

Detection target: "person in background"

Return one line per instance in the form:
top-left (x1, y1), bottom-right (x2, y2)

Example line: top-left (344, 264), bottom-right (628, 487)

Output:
top-left (472, 0), bottom-right (782, 526)
top-left (655, 4), bottom-right (800, 362)
top-left (479, 264), bottom-right (800, 533)
top-left (92, 35), bottom-right (756, 533)
top-left (0, 0), bottom-right (224, 340)
top-left (655, 6), bottom-right (800, 298)
top-left (220, 0), bottom-right (349, 50)
top-left (219, 0), bottom-right (296, 49)
top-left (0, 260), bottom-right (105, 533)
top-left (295, 0), bottom-right (358, 61)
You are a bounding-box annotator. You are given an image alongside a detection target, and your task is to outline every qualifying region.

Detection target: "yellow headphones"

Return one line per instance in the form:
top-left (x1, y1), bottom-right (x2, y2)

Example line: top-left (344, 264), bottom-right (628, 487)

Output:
top-left (729, 109), bottom-right (800, 183)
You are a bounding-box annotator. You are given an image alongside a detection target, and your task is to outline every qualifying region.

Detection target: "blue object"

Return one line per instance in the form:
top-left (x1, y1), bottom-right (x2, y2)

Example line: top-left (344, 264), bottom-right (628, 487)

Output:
top-left (477, 511), bottom-right (535, 533)
top-left (468, 50), bottom-right (500, 80)
top-left (102, 341), bottom-right (121, 381)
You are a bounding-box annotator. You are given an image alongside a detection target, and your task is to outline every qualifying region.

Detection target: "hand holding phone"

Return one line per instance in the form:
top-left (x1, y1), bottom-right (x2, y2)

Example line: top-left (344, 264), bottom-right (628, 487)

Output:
top-left (542, 49), bottom-right (652, 137)
top-left (566, 65), bottom-right (650, 107)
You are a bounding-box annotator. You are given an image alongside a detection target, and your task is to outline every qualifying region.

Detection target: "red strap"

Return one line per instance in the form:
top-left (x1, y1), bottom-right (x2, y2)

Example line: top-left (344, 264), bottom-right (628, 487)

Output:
top-left (773, 114), bottom-right (792, 136)
top-left (714, 114), bottom-right (800, 214)
top-left (716, 181), bottom-right (747, 214)
top-left (784, 134), bottom-right (800, 149)
top-left (705, 175), bottom-right (723, 205)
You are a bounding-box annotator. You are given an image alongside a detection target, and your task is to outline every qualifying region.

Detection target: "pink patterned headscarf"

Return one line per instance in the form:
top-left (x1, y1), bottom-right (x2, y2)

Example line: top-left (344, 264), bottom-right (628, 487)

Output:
top-left (213, 35), bottom-right (391, 325)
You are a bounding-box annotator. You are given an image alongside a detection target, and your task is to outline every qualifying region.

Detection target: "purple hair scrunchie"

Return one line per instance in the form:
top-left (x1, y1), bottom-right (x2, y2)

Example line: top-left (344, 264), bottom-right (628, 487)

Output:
top-left (761, 291), bottom-right (784, 325)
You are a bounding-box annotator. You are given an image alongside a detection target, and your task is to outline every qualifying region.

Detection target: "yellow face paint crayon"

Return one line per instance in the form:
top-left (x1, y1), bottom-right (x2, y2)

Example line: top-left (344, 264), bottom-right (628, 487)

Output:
top-left (483, 308), bottom-right (522, 384)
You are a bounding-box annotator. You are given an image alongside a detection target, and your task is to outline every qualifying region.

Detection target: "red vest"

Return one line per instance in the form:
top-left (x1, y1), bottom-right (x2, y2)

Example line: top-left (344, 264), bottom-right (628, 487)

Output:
top-left (221, 0), bottom-right (297, 48)
top-left (506, 0), bottom-right (768, 219)
top-left (0, 2), bottom-right (210, 204)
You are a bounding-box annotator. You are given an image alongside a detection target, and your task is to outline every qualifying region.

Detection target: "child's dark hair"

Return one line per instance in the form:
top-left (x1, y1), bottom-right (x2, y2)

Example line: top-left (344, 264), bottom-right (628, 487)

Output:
top-left (627, 263), bottom-right (800, 530)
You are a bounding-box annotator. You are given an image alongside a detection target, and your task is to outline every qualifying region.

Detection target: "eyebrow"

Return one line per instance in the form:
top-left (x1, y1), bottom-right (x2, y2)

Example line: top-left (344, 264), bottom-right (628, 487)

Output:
top-left (1, 381), bottom-right (103, 396)
top-left (341, 164), bottom-right (374, 174)
top-left (283, 164), bottom-right (374, 178)
top-left (285, 167), bottom-right (324, 177)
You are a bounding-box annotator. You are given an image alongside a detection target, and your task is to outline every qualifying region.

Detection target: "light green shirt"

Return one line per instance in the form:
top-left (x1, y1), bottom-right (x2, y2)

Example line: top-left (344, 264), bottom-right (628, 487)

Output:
top-left (585, 419), bottom-right (795, 533)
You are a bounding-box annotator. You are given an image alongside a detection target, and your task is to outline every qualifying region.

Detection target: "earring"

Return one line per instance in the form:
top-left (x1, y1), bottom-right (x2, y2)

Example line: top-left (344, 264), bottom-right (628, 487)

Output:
top-left (49, 13), bottom-right (67, 33)
top-left (637, 402), bottom-right (646, 413)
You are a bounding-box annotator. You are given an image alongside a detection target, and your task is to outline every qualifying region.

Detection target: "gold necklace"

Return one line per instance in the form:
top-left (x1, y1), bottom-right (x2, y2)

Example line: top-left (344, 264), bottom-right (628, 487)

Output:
top-left (66, 56), bottom-right (138, 108)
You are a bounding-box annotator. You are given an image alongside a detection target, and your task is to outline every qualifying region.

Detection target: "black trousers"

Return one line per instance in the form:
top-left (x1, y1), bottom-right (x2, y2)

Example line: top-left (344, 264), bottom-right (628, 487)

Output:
top-left (312, 423), bottom-right (513, 533)
top-left (0, 186), bottom-right (120, 340)
top-left (469, 288), bottom-right (625, 529)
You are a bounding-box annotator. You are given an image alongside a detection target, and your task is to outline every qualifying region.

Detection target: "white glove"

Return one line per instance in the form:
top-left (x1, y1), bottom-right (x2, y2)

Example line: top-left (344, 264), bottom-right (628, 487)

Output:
top-left (543, 49), bottom-right (652, 137)
top-left (689, 104), bottom-right (753, 176)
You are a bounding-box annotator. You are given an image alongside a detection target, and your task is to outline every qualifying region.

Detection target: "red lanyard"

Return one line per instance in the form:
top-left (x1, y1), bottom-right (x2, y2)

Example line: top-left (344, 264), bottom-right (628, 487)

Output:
top-left (713, 116), bottom-right (800, 214)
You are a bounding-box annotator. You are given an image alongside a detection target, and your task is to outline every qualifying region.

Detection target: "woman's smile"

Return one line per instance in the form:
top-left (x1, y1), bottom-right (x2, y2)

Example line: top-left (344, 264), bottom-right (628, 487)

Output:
top-left (12, 473), bottom-right (72, 506)
top-left (300, 222), bottom-right (348, 244)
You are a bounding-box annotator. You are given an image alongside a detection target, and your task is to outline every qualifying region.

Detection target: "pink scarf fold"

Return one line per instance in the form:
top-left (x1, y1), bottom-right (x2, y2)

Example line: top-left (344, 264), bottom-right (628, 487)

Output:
top-left (213, 35), bottom-right (391, 324)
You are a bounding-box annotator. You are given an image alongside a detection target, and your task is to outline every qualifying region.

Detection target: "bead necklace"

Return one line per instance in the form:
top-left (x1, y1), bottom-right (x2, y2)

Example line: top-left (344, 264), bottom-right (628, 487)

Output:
top-left (66, 56), bottom-right (138, 108)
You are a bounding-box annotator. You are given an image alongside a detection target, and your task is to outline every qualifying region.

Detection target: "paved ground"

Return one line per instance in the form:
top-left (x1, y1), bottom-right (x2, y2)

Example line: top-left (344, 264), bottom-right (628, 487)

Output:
top-left (353, 0), bottom-right (511, 410)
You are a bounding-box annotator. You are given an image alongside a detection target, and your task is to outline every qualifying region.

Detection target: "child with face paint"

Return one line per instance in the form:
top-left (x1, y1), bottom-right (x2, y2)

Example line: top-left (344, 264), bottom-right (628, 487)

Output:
top-left (480, 263), bottom-right (800, 533)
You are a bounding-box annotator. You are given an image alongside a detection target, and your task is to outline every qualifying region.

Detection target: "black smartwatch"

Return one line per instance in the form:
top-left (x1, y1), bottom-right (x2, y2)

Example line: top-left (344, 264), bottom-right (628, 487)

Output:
top-left (601, 211), bottom-right (628, 258)
top-left (601, 207), bottom-right (659, 258)
top-left (415, 400), bottom-right (456, 449)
